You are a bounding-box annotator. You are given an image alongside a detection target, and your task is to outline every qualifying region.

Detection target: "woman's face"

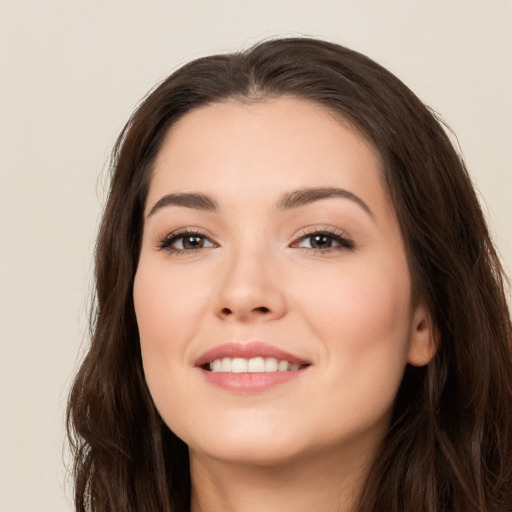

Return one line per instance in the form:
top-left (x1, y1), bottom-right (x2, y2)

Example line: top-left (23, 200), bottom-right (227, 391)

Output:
top-left (134, 97), bottom-right (433, 467)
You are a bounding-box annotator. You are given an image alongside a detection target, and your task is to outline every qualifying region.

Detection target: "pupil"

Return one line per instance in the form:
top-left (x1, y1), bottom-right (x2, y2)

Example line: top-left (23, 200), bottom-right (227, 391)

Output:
top-left (312, 235), bottom-right (331, 248)
top-left (184, 236), bottom-right (203, 249)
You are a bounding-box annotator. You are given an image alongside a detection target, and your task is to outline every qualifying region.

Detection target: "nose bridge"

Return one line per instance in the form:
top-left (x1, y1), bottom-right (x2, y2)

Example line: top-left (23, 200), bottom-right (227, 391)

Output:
top-left (215, 234), bottom-right (285, 321)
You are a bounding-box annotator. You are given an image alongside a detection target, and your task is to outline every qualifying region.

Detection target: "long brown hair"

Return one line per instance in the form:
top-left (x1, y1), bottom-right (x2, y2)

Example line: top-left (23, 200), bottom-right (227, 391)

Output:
top-left (67, 37), bottom-right (512, 512)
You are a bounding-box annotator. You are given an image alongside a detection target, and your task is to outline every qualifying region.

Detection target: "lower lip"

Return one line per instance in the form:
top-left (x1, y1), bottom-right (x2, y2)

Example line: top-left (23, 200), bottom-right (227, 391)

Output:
top-left (200, 368), bottom-right (307, 392)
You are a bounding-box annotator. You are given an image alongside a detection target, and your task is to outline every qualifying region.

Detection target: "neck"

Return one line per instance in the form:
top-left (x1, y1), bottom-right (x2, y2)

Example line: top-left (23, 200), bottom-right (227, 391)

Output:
top-left (189, 446), bottom-right (373, 512)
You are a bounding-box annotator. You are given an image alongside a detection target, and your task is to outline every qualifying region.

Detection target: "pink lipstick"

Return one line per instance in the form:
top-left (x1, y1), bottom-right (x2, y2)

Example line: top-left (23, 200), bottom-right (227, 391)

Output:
top-left (195, 342), bottom-right (311, 392)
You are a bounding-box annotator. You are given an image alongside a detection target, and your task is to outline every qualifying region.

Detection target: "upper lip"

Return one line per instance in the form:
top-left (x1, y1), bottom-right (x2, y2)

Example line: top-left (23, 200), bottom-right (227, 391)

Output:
top-left (194, 342), bottom-right (310, 367)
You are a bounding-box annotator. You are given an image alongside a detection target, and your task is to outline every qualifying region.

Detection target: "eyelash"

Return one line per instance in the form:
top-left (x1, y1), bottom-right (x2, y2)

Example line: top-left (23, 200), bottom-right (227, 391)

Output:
top-left (292, 228), bottom-right (355, 253)
top-left (156, 228), bottom-right (354, 255)
top-left (156, 229), bottom-right (215, 255)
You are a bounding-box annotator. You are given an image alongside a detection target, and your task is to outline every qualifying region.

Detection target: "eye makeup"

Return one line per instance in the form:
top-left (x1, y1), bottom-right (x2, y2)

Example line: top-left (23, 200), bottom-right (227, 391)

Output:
top-left (155, 225), bottom-right (354, 256)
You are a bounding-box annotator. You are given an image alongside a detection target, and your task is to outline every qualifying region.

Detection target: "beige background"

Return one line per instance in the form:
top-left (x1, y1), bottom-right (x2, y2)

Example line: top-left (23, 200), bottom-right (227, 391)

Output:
top-left (1, 1), bottom-right (510, 510)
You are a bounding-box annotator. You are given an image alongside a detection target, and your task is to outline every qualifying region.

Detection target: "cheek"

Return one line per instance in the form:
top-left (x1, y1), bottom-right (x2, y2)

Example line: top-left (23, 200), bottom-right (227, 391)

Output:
top-left (133, 260), bottom-right (211, 433)
top-left (295, 260), bottom-right (413, 438)
top-left (303, 258), bottom-right (409, 320)
top-left (294, 255), bottom-right (413, 387)
top-left (134, 260), bottom-right (208, 345)
top-left (133, 261), bottom-right (209, 390)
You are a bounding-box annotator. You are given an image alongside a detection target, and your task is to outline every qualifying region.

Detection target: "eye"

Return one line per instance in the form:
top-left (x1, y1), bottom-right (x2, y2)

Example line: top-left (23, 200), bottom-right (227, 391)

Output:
top-left (292, 230), bottom-right (354, 252)
top-left (157, 230), bottom-right (217, 253)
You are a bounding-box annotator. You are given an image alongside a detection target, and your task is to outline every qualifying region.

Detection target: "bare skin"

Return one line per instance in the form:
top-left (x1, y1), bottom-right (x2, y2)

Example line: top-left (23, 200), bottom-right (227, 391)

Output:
top-left (189, 429), bottom-right (378, 512)
top-left (134, 97), bottom-right (435, 511)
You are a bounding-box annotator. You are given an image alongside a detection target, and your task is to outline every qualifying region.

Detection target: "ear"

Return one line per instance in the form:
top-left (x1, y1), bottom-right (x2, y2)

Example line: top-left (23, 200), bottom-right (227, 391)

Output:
top-left (407, 303), bottom-right (438, 367)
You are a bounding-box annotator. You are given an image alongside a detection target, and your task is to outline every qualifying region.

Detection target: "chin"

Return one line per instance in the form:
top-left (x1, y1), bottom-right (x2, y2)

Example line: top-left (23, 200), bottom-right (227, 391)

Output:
top-left (180, 409), bottom-right (391, 474)
top-left (177, 416), bottom-right (311, 467)
top-left (192, 439), bottom-right (308, 468)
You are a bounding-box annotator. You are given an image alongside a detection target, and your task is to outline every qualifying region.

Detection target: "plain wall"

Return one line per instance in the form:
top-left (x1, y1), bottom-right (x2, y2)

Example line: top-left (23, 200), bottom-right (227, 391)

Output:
top-left (1, 1), bottom-right (510, 510)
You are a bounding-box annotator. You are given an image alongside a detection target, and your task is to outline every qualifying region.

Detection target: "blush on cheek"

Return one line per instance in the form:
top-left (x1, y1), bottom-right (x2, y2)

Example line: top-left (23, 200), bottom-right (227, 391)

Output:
top-left (303, 267), bottom-right (413, 389)
top-left (135, 266), bottom-right (183, 340)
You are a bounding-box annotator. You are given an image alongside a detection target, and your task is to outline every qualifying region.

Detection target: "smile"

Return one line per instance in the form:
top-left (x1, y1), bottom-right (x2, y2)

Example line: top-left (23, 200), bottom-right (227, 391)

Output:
top-left (208, 357), bottom-right (305, 373)
top-left (196, 342), bottom-right (311, 392)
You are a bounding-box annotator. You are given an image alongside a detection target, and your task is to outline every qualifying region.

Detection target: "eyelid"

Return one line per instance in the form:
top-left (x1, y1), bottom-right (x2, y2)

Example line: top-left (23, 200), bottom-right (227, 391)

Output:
top-left (154, 225), bottom-right (354, 255)
top-left (155, 228), bottom-right (218, 253)
top-left (290, 226), bottom-right (355, 252)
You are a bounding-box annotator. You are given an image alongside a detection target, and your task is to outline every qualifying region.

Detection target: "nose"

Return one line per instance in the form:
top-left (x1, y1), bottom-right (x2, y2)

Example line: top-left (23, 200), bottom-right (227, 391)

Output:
top-left (214, 245), bottom-right (287, 322)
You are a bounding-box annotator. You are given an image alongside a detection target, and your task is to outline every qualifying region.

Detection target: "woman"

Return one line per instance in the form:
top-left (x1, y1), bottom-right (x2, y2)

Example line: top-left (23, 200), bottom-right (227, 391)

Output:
top-left (67, 37), bottom-right (512, 512)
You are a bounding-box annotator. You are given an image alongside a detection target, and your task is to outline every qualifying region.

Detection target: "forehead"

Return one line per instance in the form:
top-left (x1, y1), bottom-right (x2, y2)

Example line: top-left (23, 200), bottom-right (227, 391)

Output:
top-left (147, 97), bottom-right (389, 215)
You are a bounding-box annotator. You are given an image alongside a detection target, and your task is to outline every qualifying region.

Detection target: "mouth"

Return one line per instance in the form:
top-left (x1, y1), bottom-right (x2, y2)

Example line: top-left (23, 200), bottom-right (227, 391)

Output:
top-left (206, 356), bottom-right (308, 373)
top-left (195, 342), bottom-right (311, 391)
top-left (195, 341), bottom-right (311, 371)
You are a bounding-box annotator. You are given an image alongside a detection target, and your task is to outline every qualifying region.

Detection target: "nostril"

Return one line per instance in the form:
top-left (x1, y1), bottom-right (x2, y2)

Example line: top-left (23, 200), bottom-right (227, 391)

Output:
top-left (219, 306), bottom-right (271, 317)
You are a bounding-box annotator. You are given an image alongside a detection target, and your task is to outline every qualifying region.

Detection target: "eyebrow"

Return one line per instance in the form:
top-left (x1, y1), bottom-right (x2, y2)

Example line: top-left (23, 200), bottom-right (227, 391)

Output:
top-left (278, 187), bottom-right (373, 217)
top-left (148, 193), bottom-right (218, 216)
top-left (147, 187), bottom-right (373, 218)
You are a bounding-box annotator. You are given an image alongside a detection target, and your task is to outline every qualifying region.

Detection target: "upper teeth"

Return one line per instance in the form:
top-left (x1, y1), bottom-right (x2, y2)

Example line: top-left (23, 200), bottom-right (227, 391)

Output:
top-left (209, 357), bottom-right (301, 373)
